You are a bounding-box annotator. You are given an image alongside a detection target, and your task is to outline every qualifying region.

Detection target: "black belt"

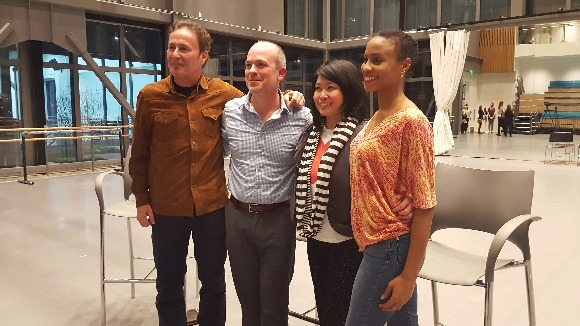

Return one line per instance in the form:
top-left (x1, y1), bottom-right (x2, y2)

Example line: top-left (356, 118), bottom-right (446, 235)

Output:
top-left (230, 196), bottom-right (289, 214)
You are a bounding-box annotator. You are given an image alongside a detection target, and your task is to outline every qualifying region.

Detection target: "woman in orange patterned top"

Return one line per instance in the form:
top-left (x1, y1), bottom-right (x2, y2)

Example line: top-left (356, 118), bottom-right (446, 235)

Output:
top-left (345, 30), bottom-right (437, 326)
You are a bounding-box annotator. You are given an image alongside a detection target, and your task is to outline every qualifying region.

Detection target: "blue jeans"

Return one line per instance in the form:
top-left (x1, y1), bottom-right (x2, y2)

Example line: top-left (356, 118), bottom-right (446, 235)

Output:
top-left (152, 209), bottom-right (227, 326)
top-left (345, 235), bottom-right (418, 326)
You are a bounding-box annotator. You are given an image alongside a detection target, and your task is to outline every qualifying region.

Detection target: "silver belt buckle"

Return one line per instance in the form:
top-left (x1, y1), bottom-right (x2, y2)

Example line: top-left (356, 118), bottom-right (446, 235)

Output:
top-left (248, 203), bottom-right (260, 213)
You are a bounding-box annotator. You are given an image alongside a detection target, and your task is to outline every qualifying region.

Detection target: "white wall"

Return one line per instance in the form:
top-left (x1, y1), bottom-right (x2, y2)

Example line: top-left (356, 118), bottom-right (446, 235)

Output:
top-left (174, 0), bottom-right (284, 35)
top-left (516, 56), bottom-right (580, 94)
top-left (461, 72), bottom-right (515, 129)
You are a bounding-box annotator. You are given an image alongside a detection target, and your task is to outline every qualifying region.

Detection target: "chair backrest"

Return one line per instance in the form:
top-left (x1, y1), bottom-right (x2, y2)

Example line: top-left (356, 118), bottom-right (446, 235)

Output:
top-left (549, 131), bottom-right (573, 143)
top-left (433, 163), bottom-right (534, 255)
top-left (122, 146), bottom-right (133, 200)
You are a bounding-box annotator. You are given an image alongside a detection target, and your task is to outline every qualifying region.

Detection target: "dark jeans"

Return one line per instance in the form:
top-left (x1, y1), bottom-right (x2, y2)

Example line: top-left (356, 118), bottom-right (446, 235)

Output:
top-left (152, 209), bottom-right (227, 326)
top-left (308, 238), bottom-right (363, 326)
top-left (225, 201), bottom-right (296, 326)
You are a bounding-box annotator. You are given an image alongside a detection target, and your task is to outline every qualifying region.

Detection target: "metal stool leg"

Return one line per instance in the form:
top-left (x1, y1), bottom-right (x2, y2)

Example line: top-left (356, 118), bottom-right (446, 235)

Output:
top-left (100, 210), bottom-right (106, 326)
top-left (127, 217), bottom-right (136, 298)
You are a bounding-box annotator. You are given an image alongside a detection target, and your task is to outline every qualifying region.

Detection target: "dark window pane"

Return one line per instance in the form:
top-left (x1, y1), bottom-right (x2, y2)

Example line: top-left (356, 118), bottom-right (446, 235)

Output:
top-left (85, 21), bottom-right (120, 67)
top-left (405, 81), bottom-right (435, 118)
top-left (284, 48), bottom-right (303, 82)
top-left (0, 65), bottom-right (20, 121)
top-left (405, 0), bottom-right (438, 30)
top-left (528, 0), bottom-right (566, 14)
top-left (232, 39), bottom-right (253, 77)
top-left (374, 0), bottom-right (400, 31)
top-left (345, 0), bottom-right (371, 38)
top-left (206, 38), bottom-right (230, 77)
top-left (441, 0), bottom-right (476, 25)
top-left (329, 48), bottom-right (366, 67)
top-left (481, 0), bottom-right (511, 21)
top-left (304, 52), bottom-right (323, 83)
top-left (233, 80), bottom-right (248, 94)
top-left (286, 0), bottom-right (306, 37)
top-left (573, 0), bottom-right (580, 10)
top-left (407, 40), bottom-right (432, 78)
top-left (124, 26), bottom-right (162, 70)
top-left (307, 0), bottom-right (323, 40)
top-left (330, 0), bottom-right (342, 40)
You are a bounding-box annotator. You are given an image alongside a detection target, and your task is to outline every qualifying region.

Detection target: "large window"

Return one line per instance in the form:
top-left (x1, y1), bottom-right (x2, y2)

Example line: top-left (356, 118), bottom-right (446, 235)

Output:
top-left (0, 44), bottom-right (21, 168)
top-left (331, 0), bottom-right (372, 40)
top-left (405, 0), bottom-right (437, 30)
top-left (374, 0), bottom-right (400, 31)
top-left (441, 0), bottom-right (476, 25)
top-left (285, 0), bottom-right (323, 40)
top-left (527, 0), bottom-right (566, 15)
top-left (481, 0), bottom-right (511, 21)
top-left (124, 26), bottom-right (163, 70)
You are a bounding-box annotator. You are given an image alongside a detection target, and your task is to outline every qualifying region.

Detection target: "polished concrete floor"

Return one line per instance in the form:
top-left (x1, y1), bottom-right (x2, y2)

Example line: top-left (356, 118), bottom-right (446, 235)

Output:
top-left (0, 133), bottom-right (578, 325)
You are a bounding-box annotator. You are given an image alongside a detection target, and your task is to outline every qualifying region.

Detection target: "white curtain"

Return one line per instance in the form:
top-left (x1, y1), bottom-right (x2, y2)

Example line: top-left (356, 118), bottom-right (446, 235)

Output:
top-left (430, 30), bottom-right (470, 155)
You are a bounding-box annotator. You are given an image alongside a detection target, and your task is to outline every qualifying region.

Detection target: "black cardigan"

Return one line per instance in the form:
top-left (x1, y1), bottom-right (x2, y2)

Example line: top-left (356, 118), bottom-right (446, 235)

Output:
top-left (292, 122), bottom-right (365, 237)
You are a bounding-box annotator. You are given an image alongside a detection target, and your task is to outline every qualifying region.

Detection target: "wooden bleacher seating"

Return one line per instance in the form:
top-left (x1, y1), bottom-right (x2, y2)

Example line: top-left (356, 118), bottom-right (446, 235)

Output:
top-left (518, 81), bottom-right (580, 133)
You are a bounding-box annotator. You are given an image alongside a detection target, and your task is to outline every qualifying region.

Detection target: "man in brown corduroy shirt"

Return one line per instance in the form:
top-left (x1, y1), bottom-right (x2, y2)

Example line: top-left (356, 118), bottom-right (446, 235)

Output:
top-left (129, 20), bottom-right (240, 326)
top-left (129, 20), bottom-right (303, 326)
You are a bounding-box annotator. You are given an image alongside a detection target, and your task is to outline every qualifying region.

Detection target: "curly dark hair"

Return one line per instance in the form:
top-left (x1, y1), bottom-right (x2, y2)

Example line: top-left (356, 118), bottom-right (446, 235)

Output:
top-left (310, 59), bottom-right (367, 129)
top-left (373, 29), bottom-right (417, 67)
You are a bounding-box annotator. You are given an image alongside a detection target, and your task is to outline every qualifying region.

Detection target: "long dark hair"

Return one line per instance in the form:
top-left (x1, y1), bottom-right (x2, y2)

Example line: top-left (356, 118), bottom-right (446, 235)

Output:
top-left (311, 59), bottom-right (367, 129)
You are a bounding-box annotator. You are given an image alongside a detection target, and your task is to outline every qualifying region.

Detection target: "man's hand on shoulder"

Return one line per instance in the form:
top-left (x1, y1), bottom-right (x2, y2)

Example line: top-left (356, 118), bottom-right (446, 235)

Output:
top-left (283, 90), bottom-right (305, 109)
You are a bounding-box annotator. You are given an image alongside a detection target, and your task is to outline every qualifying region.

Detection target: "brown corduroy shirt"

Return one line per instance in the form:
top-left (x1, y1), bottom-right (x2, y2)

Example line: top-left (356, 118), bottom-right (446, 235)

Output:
top-left (129, 75), bottom-right (243, 217)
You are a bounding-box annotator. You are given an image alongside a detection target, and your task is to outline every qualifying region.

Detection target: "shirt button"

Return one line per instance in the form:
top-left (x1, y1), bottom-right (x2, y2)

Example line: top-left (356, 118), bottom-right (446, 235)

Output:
top-left (190, 120), bottom-right (194, 124)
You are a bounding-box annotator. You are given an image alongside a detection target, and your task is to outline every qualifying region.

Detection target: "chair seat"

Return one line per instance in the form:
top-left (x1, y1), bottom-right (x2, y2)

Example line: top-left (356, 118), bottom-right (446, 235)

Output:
top-left (104, 200), bottom-right (137, 218)
top-left (419, 241), bottom-right (514, 286)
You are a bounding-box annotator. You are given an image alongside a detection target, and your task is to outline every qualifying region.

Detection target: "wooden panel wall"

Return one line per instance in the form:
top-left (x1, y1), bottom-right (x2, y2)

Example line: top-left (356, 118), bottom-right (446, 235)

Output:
top-left (479, 27), bottom-right (516, 73)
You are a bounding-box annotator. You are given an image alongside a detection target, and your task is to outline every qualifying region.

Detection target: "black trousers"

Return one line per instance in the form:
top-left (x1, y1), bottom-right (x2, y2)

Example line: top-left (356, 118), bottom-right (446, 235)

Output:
top-left (225, 201), bottom-right (296, 326)
top-left (151, 209), bottom-right (227, 326)
top-left (504, 118), bottom-right (514, 136)
top-left (307, 238), bottom-right (363, 326)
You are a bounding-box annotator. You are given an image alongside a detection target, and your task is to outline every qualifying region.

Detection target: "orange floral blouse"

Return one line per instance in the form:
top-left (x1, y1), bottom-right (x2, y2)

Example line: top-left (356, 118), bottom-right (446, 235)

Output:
top-left (350, 107), bottom-right (437, 251)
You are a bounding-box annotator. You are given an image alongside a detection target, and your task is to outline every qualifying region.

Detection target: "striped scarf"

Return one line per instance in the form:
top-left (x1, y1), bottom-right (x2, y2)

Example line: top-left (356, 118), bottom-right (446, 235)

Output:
top-left (295, 116), bottom-right (358, 238)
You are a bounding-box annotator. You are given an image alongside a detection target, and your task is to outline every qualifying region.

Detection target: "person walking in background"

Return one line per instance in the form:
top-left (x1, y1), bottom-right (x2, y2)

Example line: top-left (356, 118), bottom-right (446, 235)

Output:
top-left (487, 102), bottom-right (496, 134)
top-left (496, 100), bottom-right (505, 136)
top-left (294, 59), bottom-right (413, 326)
top-left (477, 105), bottom-right (484, 134)
top-left (345, 30), bottom-right (436, 326)
top-left (460, 104), bottom-right (469, 134)
top-left (483, 107), bottom-right (489, 133)
top-left (222, 40), bottom-right (312, 326)
top-left (504, 104), bottom-right (514, 137)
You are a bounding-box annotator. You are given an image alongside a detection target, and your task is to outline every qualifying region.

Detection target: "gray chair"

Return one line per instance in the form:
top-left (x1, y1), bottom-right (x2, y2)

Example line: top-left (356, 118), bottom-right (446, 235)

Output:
top-left (544, 131), bottom-right (574, 163)
top-left (418, 163), bottom-right (541, 326)
top-left (95, 148), bottom-right (156, 326)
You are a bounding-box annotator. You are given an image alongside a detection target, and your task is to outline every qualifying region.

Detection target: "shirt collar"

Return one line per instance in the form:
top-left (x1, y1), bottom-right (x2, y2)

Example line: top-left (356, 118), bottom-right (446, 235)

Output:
top-left (162, 75), bottom-right (209, 95)
top-left (243, 89), bottom-right (290, 114)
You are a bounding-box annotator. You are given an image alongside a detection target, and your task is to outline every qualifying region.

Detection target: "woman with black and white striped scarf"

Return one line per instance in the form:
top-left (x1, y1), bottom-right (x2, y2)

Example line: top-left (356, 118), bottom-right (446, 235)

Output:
top-left (294, 59), bottom-right (413, 326)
